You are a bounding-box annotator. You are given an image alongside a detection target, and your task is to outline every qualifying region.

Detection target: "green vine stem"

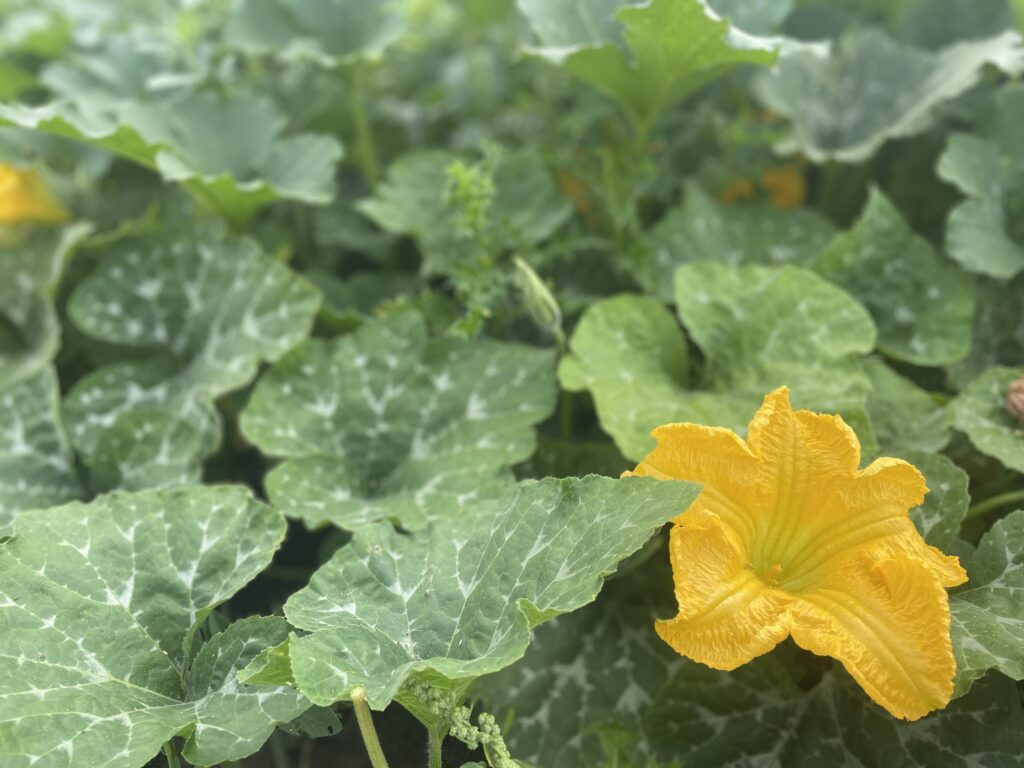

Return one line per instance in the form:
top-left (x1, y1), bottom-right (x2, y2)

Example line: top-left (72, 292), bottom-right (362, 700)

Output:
top-left (162, 742), bottom-right (181, 768)
top-left (427, 726), bottom-right (444, 768)
top-left (348, 64), bottom-right (380, 191)
top-left (352, 687), bottom-right (390, 768)
top-left (966, 488), bottom-right (1024, 520)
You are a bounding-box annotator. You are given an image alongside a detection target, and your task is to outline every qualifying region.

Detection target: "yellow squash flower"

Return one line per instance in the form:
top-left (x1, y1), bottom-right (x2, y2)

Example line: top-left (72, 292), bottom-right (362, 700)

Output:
top-left (0, 164), bottom-right (68, 226)
top-left (627, 387), bottom-right (967, 721)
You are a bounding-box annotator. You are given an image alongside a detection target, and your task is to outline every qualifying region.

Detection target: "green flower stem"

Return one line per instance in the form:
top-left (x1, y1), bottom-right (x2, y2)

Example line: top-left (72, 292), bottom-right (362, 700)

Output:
top-left (427, 726), bottom-right (444, 768)
top-left (967, 488), bottom-right (1024, 520)
top-left (352, 687), bottom-right (390, 768)
top-left (349, 64), bottom-right (380, 191)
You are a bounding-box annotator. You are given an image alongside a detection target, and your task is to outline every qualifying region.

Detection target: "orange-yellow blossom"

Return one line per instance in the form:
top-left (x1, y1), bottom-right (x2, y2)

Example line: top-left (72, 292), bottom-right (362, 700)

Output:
top-left (627, 387), bottom-right (967, 721)
top-left (0, 164), bottom-right (68, 226)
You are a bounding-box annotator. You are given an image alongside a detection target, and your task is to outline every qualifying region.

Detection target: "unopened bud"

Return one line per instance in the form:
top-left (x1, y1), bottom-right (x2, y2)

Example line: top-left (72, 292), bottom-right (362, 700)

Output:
top-left (514, 256), bottom-right (563, 345)
top-left (1005, 376), bottom-right (1024, 423)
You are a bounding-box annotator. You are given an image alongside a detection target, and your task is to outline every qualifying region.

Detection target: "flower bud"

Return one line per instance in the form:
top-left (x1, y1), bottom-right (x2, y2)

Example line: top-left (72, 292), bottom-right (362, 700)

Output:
top-left (1005, 376), bottom-right (1024, 423)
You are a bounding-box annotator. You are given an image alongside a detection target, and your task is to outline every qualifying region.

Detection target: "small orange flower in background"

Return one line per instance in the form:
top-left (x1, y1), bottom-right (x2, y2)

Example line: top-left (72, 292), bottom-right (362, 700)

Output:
top-left (627, 387), bottom-right (967, 721)
top-left (0, 163), bottom-right (68, 226)
top-left (760, 163), bottom-right (806, 209)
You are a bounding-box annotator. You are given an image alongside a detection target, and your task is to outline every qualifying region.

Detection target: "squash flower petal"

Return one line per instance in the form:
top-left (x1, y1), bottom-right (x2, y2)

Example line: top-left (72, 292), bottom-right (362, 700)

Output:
top-left (0, 164), bottom-right (68, 226)
top-left (627, 387), bottom-right (967, 721)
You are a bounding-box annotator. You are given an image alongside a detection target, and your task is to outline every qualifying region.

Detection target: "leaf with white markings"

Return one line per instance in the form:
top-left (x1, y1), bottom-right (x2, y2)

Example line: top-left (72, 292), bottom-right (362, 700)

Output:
top-left (754, 29), bottom-right (1024, 163)
top-left (241, 311), bottom-right (556, 529)
top-left (0, 485), bottom-right (310, 768)
top-left (0, 368), bottom-right (80, 532)
top-left (906, 451), bottom-right (969, 551)
top-left (561, 271), bottom-right (876, 461)
top-left (63, 224), bottom-right (320, 486)
top-left (814, 188), bottom-right (975, 366)
top-left (952, 366), bottom-right (1024, 473)
top-left (245, 475), bottom-right (700, 712)
top-left (641, 182), bottom-right (835, 301)
top-left (950, 510), bottom-right (1024, 695)
top-left (0, 223), bottom-right (91, 389)
top-left (863, 358), bottom-right (952, 455)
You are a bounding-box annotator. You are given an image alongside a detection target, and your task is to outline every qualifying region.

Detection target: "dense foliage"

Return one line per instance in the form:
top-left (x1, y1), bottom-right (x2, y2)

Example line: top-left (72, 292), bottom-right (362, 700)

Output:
top-left (1, 0), bottom-right (1023, 766)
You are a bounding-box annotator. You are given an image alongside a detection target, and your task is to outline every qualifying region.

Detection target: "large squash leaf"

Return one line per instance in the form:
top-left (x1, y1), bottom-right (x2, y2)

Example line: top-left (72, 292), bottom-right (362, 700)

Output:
top-left (0, 38), bottom-right (342, 224)
top-left (950, 510), bottom-right (1024, 694)
top-left (241, 311), bottom-right (556, 529)
top-left (813, 188), bottom-right (975, 366)
top-left (937, 84), bottom-right (1024, 279)
top-left (63, 224), bottom-right (319, 487)
top-left (754, 28), bottom-right (1024, 163)
top-left (244, 476), bottom-right (700, 712)
top-left (0, 368), bottom-right (80, 532)
top-left (518, 0), bottom-right (777, 128)
top-left (227, 0), bottom-right (404, 66)
top-left (0, 486), bottom-right (310, 767)
top-left (952, 366), bottom-right (1024, 473)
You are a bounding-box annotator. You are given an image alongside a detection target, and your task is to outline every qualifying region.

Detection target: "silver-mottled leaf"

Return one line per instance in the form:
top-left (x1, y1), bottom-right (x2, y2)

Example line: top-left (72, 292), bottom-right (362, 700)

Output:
top-left (952, 366), bottom-right (1024, 473)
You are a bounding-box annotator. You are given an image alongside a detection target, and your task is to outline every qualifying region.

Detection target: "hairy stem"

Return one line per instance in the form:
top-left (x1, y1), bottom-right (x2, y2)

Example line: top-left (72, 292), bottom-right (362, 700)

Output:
top-left (162, 742), bottom-right (181, 768)
top-left (349, 64), bottom-right (380, 191)
top-left (427, 726), bottom-right (444, 768)
top-left (352, 687), bottom-right (390, 768)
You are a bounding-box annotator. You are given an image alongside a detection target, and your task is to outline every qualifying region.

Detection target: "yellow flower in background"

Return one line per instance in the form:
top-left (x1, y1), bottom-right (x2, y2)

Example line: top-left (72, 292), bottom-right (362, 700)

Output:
top-left (627, 387), bottom-right (967, 721)
top-left (761, 163), bottom-right (806, 208)
top-left (0, 164), bottom-right (68, 226)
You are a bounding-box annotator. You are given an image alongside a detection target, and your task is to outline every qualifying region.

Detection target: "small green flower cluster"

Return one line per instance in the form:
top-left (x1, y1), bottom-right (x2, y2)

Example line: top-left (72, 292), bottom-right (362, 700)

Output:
top-left (410, 682), bottom-right (515, 768)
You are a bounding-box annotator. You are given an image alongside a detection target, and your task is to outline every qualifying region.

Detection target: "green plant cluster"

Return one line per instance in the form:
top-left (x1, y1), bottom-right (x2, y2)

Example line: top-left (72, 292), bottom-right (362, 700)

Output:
top-left (1, 0), bottom-right (1024, 766)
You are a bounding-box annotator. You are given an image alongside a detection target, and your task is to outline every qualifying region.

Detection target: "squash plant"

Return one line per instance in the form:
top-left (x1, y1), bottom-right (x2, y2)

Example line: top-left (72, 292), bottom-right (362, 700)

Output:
top-left (1, 0), bottom-right (1024, 766)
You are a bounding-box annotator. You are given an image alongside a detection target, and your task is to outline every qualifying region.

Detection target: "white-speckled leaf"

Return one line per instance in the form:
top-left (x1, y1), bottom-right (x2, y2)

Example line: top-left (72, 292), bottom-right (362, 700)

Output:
top-left (63, 225), bottom-right (320, 483)
top-left (0, 368), bottom-right (80, 532)
top-left (754, 29), bottom-right (1024, 163)
top-left (241, 311), bottom-right (556, 529)
top-left (814, 188), bottom-right (975, 366)
top-left (560, 273), bottom-right (876, 461)
top-left (937, 84), bottom-right (1024, 279)
top-left (0, 486), bottom-right (308, 768)
top-left (0, 223), bottom-right (92, 389)
top-left (641, 182), bottom-right (835, 301)
top-left (227, 0), bottom-right (404, 65)
top-left (905, 451), bottom-right (969, 551)
top-left (950, 510), bottom-right (1024, 695)
top-left (255, 475), bottom-right (700, 709)
top-left (953, 366), bottom-right (1024, 472)
top-left (519, 0), bottom-right (776, 126)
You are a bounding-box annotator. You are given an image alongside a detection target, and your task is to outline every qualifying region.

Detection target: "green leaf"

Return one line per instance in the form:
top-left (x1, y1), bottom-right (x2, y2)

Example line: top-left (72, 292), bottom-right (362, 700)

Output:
top-left (937, 84), bottom-right (1024, 279)
top-left (894, 0), bottom-right (1016, 50)
top-left (949, 275), bottom-right (1024, 387)
top-left (640, 182), bottom-right (835, 302)
top-left (519, 0), bottom-right (777, 127)
top-left (863, 358), bottom-right (952, 455)
top-left (754, 29), bottom-right (1024, 163)
top-left (561, 268), bottom-right (877, 460)
top-left (0, 486), bottom-right (308, 767)
top-left (813, 188), bottom-right (975, 366)
top-left (0, 368), bottom-right (81, 532)
top-left (905, 451), bottom-right (969, 550)
top-left (255, 475), bottom-right (700, 709)
top-left (63, 224), bottom-right (320, 484)
top-left (0, 223), bottom-right (92, 389)
top-left (952, 365), bottom-right (1024, 473)
top-left (358, 148), bottom-right (571, 270)
top-left (950, 510), bottom-right (1024, 694)
top-left (227, 0), bottom-right (405, 65)
top-left (0, 40), bottom-right (343, 223)
top-left (481, 563), bottom-right (803, 768)
top-left (241, 311), bottom-right (556, 529)
top-left (708, 0), bottom-right (794, 35)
